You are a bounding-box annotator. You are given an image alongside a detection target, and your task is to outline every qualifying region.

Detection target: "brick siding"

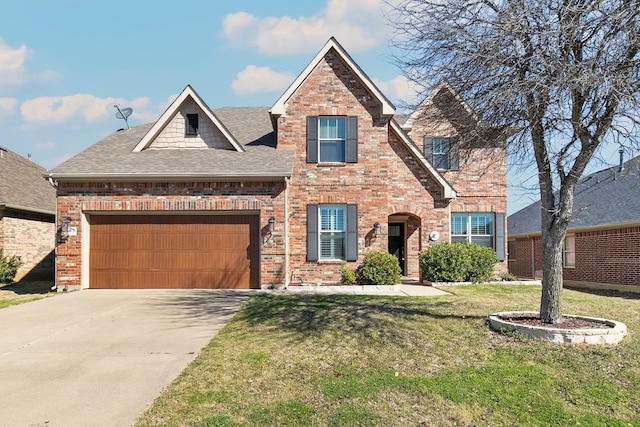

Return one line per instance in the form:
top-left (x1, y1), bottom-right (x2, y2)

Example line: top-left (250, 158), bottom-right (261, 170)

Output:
top-left (276, 51), bottom-right (508, 284)
top-left (509, 227), bottom-right (640, 288)
top-left (56, 181), bottom-right (286, 290)
top-left (0, 209), bottom-right (55, 281)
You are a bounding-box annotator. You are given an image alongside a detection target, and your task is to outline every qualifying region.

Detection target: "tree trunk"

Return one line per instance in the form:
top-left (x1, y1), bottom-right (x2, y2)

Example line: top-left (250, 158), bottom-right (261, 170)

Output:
top-left (539, 227), bottom-right (564, 323)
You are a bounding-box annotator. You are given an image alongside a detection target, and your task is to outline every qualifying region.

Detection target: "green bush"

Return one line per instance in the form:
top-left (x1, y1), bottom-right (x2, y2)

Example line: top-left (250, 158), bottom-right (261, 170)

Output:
top-left (340, 262), bottom-right (356, 285)
top-left (0, 250), bottom-right (22, 284)
top-left (419, 242), bottom-right (498, 283)
top-left (356, 251), bottom-right (402, 286)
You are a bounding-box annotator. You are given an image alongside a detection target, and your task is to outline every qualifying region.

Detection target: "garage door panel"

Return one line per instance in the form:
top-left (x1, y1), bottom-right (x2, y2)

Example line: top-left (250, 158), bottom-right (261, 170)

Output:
top-left (90, 214), bottom-right (259, 289)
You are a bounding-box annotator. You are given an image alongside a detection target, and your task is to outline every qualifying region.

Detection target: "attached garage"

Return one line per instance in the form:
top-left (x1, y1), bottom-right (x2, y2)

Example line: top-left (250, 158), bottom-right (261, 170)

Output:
top-left (89, 214), bottom-right (260, 289)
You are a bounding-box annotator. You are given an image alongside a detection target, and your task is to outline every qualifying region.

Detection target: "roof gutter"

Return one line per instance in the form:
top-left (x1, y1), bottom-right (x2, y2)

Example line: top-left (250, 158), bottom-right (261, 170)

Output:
top-left (47, 172), bottom-right (292, 182)
top-left (0, 203), bottom-right (55, 216)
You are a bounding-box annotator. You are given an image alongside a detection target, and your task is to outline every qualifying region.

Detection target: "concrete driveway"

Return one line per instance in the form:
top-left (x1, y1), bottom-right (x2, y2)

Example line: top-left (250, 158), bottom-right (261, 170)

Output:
top-left (0, 289), bottom-right (251, 427)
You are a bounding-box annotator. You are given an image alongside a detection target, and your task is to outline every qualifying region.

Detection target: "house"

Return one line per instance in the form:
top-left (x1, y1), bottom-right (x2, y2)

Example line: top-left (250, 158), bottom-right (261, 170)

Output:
top-left (0, 146), bottom-right (56, 281)
top-left (508, 154), bottom-right (640, 292)
top-left (47, 37), bottom-right (507, 291)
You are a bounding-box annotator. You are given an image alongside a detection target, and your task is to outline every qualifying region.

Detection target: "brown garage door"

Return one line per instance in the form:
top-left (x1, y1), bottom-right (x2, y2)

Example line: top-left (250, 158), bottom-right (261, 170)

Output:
top-left (89, 214), bottom-right (259, 289)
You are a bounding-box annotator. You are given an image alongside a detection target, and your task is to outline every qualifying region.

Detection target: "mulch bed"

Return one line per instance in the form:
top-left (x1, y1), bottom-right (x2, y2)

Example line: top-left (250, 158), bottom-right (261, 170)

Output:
top-left (499, 314), bottom-right (613, 329)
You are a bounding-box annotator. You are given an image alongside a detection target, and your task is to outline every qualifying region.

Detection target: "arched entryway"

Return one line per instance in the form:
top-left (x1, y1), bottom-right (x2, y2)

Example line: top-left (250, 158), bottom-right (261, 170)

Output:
top-left (387, 213), bottom-right (422, 278)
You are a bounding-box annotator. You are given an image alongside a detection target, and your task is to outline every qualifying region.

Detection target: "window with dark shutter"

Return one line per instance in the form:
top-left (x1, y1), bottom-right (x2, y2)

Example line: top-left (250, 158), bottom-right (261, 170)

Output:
top-left (424, 135), bottom-right (459, 171)
top-left (186, 114), bottom-right (198, 136)
top-left (307, 203), bottom-right (359, 261)
top-left (307, 116), bottom-right (358, 163)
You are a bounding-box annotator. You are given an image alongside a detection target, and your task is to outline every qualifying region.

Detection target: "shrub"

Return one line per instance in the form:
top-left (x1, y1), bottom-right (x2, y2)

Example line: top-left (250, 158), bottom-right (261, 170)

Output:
top-left (0, 250), bottom-right (22, 284)
top-left (419, 242), bottom-right (498, 283)
top-left (356, 251), bottom-right (402, 286)
top-left (501, 272), bottom-right (518, 281)
top-left (340, 262), bottom-right (356, 285)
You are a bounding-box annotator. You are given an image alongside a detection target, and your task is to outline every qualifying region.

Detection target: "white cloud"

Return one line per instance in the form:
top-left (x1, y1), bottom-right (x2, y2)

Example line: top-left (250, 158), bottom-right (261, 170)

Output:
top-left (0, 97), bottom-right (17, 114)
top-left (231, 65), bottom-right (294, 96)
top-left (0, 37), bottom-right (31, 86)
top-left (20, 94), bottom-right (151, 124)
top-left (373, 75), bottom-right (420, 106)
top-left (223, 0), bottom-right (391, 55)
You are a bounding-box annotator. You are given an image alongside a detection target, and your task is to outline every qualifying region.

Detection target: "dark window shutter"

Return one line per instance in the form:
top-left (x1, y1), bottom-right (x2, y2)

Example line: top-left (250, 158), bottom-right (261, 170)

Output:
top-left (307, 116), bottom-right (318, 163)
top-left (307, 204), bottom-right (319, 261)
top-left (494, 212), bottom-right (505, 261)
top-left (449, 138), bottom-right (459, 171)
top-left (346, 116), bottom-right (358, 163)
top-left (423, 136), bottom-right (434, 164)
top-left (346, 204), bottom-right (358, 261)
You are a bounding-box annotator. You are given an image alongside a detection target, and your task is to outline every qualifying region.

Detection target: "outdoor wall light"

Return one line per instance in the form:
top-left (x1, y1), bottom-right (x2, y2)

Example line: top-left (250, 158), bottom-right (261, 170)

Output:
top-left (60, 216), bottom-right (72, 239)
top-left (268, 216), bottom-right (276, 233)
top-left (373, 221), bottom-right (382, 236)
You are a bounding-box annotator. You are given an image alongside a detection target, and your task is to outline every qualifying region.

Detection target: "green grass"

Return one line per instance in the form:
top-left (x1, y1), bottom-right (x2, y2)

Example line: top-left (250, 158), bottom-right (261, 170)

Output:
top-left (0, 280), bottom-right (57, 309)
top-left (136, 285), bottom-right (640, 426)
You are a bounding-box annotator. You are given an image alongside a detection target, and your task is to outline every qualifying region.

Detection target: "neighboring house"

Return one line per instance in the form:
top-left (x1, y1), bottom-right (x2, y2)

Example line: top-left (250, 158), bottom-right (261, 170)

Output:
top-left (47, 37), bottom-right (507, 291)
top-left (508, 154), bottom-right (640, 292)
top-left (0, 146), bottom-right (56, 281)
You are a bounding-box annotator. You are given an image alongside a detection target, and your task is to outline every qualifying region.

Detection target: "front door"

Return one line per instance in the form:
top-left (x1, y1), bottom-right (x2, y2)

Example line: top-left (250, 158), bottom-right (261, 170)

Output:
top-left (388, 222), bottom-right (405, 275)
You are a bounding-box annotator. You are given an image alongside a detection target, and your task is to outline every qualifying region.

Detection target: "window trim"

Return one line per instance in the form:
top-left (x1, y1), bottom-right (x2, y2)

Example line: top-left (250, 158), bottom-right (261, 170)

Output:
top-left (424, 135), bottom-right (459, 171)
top-left (307, 116), bottom-right (358, 163)
top-left (307, 203), bottom-right (358, 262)
top-left (450, 212), bottom-right (505, 261)
top-left (563, 235), bottom-right (576, 268)
top-left (318, 117), bottom-right (346, 163)
top-left (185, 113), bottom-right (198, 137)
top-left (319, 204), bottom-right (346, 260)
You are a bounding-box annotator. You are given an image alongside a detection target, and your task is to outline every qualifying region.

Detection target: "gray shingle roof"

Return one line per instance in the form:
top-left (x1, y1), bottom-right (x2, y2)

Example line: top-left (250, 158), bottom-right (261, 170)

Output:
top-left (508, 155), bottom-right (640, 236)
top-left (0, 146), bottom-right (56, 214)
top-left (49, 107), bottom-right (293, 180)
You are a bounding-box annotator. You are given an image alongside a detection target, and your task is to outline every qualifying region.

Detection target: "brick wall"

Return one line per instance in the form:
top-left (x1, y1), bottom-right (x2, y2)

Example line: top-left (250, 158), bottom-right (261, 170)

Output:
top-left (56, 181), bottom-right (286, 290)
top-left (276, 50), bottom-right (508, 284)
top-left (509, 227), bottom-right (640, 288)
top-left (0, 209), bottom-right (55, 281)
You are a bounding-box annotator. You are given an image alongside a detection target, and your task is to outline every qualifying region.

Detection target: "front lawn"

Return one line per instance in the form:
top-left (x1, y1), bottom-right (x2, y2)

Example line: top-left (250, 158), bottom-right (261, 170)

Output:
top-left (0, 280), bottom-right (56, 309)
top-left (136, 285), bottom-right (640, 426)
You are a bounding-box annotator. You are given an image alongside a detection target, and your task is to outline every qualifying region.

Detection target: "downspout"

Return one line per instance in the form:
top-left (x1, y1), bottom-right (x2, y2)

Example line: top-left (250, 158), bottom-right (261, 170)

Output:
top-left (284, 177), bottom-right (290, 288)
top-left (47, 173), bottom-right (59, 291)
top-left (530, 238), bottom-right (535, 279)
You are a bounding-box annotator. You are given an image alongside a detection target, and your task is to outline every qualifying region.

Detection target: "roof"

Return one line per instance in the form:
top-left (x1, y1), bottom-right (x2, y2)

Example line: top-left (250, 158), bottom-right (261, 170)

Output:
top-left (0, 146), bottom-right (56, 215)
top-left (133, 85), bottom-right (245, 153)
top-left (49, 107), bottom-right (294, 181)
top-left (389, 119), bottom-right (456, 200)
top-left (270, 37), bottom-right (395, 120)
top-left (508, 155), bottom-right (640, 236)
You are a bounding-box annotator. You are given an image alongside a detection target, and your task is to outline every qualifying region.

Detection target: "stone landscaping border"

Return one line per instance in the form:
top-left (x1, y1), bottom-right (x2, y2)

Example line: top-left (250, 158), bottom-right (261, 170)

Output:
top-left (489, 311), bottom-right (628, 345)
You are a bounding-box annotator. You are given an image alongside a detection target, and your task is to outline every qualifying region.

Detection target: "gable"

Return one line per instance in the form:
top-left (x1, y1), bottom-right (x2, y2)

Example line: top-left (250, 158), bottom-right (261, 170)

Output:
top-left (270, 37), bottom-right (394, 123)
top-left (148, 99), bottom-right (234, 149)
top-left (133, 85), bottom-right (244, 153)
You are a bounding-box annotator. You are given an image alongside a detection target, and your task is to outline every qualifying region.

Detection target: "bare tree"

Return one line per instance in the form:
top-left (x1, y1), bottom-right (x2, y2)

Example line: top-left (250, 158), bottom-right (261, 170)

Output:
top-left (388, 0), bottom-right (640, 323)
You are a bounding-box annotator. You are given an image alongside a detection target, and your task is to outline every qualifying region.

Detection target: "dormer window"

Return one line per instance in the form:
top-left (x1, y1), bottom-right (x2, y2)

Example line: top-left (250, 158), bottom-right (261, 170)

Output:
top-left (186, 114), bottom-right (199, 136)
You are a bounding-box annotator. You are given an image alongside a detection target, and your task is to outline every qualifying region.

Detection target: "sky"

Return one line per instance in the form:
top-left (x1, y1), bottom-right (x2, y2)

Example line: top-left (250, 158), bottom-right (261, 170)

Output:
top-left (0, 0), bottom-right (631, 214)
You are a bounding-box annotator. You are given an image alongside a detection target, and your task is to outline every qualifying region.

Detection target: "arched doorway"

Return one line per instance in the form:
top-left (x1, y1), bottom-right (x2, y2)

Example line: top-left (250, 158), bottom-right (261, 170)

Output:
top-left (388, 213), bottom-right (422, 278)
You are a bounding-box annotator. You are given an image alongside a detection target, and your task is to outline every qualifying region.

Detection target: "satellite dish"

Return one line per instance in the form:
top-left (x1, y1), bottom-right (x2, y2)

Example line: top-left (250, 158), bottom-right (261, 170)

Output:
top-left (115, 107), bottom-right (132, 119)
top-left (114, 105), bottom-right (133, 130)
top-left (429, 231), bottom-right (440, 241)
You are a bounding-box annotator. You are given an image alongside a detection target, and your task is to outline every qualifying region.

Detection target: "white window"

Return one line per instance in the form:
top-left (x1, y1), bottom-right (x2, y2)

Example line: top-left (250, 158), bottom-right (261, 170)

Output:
top-left (451, 213), bottom-right (494, 248)
top-left (563, 235), bottom-right (576, 268)
top-left (319, 205), bottom-right (346, 259)
top-left (319, 117), bottom-right (346, 163)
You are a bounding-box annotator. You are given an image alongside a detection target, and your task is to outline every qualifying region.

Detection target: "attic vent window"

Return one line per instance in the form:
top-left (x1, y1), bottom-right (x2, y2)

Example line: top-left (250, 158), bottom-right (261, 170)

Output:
top-left (186, 114), bottom-right (199, 136)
